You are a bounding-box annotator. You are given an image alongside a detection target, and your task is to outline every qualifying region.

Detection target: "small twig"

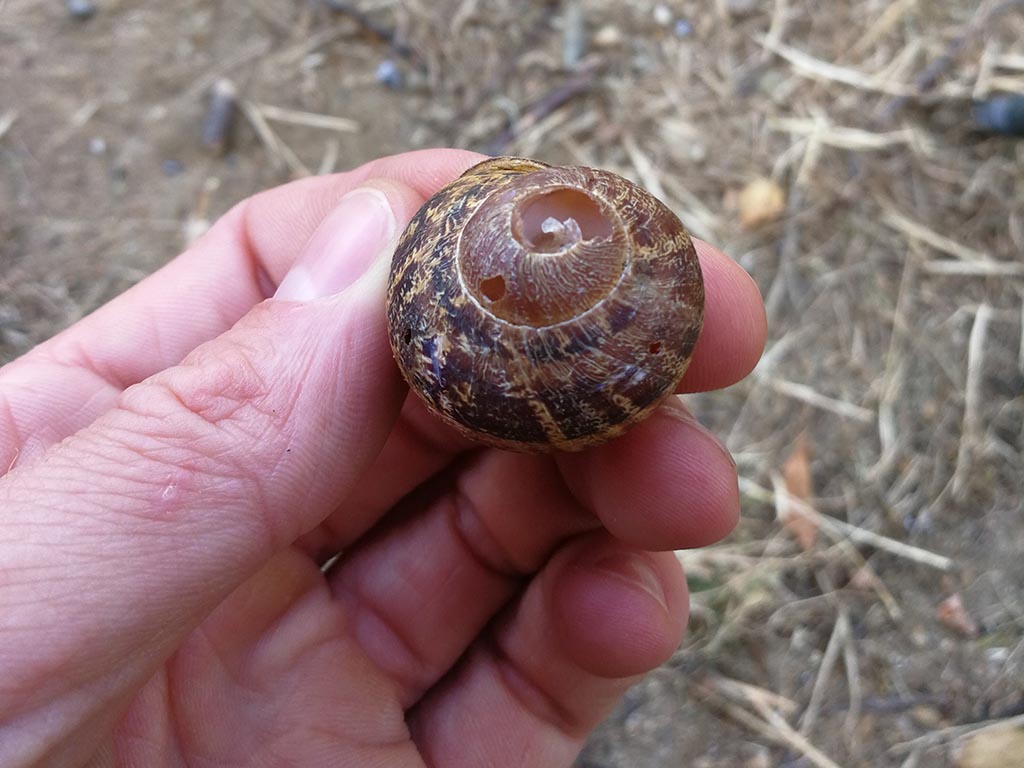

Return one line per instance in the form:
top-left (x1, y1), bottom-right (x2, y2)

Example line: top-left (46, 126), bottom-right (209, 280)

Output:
top-left (707, 675), bottom-right (799, 715)
top-left (890, 713), bottom-right (1024, 754)
top-left (870, 248), bottom-right (918, 480)
top-left (692, 681), bottom-right (792, 748)
top-left (841, 606), bottom-right (863, 741)
top-left (239, 99), bottom-right (311, 178)
top-left (953, 304), bottom-right (993, 497)
top-left (884, 209), bottom-right (994, 265)
top-left (253, 103), bottom-right (360, 133)
top-left (768, 116), bottom-right (926, 152)
top-left (758, 35), bottom-right (916, 96)
top-left (741, 477), bottom-right (956, 572)
top-left (765, 376), bottom-right (875, 423)
top-left (762, 0), bottom-right (791, 57)
top-left (923, 261), bottom-right (1024, 277)
top-left (800, 609), bottom-right (847, 735)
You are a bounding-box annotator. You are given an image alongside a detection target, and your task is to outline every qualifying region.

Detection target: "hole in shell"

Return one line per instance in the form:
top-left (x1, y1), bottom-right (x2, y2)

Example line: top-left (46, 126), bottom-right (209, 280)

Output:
top-left (402, 328), bottom-right (413, 344)
top-left (648, 341), bottom-right (662, 355)
top-left (515, 188), bottom-right (613, 253)
top-left (479, 275), bottom-right (506, 302)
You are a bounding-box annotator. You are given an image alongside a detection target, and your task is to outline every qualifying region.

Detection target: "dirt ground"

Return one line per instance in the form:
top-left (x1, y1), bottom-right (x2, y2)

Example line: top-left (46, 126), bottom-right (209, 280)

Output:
top-left (3, 1), bottom-right (1024, 766)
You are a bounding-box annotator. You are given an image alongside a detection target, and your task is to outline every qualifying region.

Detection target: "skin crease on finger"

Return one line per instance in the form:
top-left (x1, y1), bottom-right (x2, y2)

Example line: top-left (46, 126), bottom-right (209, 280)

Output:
top-left (0, 149), bottom-right (765, 768)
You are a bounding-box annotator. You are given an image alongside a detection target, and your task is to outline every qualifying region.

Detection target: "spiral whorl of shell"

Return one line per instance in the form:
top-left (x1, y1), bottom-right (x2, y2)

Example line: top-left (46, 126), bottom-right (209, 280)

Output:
top-left (386, 157), bottom-right (705, 452)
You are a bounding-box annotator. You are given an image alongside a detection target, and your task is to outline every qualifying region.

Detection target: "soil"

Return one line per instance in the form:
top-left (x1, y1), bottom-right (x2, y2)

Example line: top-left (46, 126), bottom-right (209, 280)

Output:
top-left (3, 1), bottom-right (1023, 766)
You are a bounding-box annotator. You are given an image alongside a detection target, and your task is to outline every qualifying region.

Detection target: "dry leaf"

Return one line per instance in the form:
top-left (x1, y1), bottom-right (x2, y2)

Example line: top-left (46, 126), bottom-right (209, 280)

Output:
top-left (936, 593), bottom-right (980, 638)
top-left (738, 177), bottom-right (786, 229)
top-left (957, 725), bottom-right (1024, 768)
top-left (778, 433), bottom-right (818, 551)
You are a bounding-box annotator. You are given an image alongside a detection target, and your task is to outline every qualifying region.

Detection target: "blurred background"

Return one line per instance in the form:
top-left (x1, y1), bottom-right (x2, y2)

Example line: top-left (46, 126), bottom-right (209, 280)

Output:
top-left (2, 1), bottom-right (1023, 765)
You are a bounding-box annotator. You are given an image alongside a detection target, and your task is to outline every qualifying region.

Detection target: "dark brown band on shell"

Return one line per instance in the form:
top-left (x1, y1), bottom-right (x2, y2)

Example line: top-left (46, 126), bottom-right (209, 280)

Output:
top-left (385, 156), bottom-right (705, 452)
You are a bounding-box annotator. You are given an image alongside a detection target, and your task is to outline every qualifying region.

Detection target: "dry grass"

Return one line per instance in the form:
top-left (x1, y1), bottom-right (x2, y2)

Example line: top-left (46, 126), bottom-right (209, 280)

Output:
top-left (2, 1), bottom-right (1023, 765)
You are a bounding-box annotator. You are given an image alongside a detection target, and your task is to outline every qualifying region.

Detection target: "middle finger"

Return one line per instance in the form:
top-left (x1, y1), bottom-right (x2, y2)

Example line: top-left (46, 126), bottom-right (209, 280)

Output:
top-left (324, 402), bottom-right (738, 708)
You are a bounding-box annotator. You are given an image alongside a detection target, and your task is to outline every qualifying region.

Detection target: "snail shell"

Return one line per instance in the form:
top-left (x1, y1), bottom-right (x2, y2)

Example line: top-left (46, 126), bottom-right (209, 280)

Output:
top-left (385, 157), bottom-right (704, 452)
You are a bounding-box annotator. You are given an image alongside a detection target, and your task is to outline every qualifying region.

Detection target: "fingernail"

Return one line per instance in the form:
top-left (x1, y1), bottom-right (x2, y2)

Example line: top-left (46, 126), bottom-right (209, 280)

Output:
top-left (275, 187), bottom-right (397, 301)
top-left (585, 550), bottom-right (669, 614)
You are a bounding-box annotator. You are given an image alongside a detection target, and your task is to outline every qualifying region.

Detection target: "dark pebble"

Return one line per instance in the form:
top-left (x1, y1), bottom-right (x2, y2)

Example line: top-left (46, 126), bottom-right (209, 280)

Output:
top-left (201, 79), bottom-right (238, 155)
top-left (65, 0), bottom-right (97, 20)
top-left (674, 19), bottom-right (693, 38)
top-left (974, 94), bottom-right (1024, 136)
top-left (375, 59), bottom-right (403, 89)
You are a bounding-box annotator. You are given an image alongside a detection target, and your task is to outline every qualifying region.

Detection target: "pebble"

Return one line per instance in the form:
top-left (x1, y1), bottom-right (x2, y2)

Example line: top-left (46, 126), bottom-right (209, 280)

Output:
top-left (974, 94), bottom-right (1024, 136)
top-left (65, 0), bottom-right (97, 20)
top-left (375, 59), bottom-right (403, 89)
top-left (88, 136), bottom-right (106, 155)
top-left (201, 79), bottom-right (238, 156)
top-left (593, 24), bottom-right (623, 47)
top-left (652, 4), bottom-right (673, 27)
top-left (986, 646), bottom-right (1011, 664)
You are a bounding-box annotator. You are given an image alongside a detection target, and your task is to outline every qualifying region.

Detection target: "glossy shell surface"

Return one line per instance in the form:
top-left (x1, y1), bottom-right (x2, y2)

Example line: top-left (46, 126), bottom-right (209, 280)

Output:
top-left (385, 157), bottom-right (704, 452)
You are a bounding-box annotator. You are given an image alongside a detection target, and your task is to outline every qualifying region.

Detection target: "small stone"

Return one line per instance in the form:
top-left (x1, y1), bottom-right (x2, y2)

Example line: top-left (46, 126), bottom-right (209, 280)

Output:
top-left (674, 19), bottom-right (693, 38)
top-left (201, 79), bottom-right (238, 156)
top-left (974, 94), bottom-right (1024, 136)
top-left (737, 177), bottom-right (786, 229)
top-left (65, 0), bottom-right (97, 20)
top-left (593, 24), bottom-right (623, 47)
top-left (652, 4), bottom-right (673, 27)
top-left (985, 646), bottom-right (1011, 664)
top-left (375, 59), bottom-right (403, 89)
top-left (161, 159), bottom-right (185, 177)
top-left (88, 137), bottom-right (106, 155)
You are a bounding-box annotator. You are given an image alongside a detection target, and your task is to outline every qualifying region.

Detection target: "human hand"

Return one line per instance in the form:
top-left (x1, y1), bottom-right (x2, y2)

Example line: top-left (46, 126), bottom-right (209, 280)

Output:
top-left (0, 149), bottom-right (766, 767)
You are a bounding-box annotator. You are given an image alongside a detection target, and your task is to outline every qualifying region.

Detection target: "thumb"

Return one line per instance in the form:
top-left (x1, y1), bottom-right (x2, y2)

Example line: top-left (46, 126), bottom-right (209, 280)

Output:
top-left (0, 180), bottom-right (424, 764)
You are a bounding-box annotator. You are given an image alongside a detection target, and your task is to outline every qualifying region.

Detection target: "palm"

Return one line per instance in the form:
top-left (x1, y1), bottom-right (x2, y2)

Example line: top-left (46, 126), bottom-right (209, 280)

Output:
top-left (108, 393), bottom-right (713, 767)
top-left (121, 548), bottom-right (426, 766)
